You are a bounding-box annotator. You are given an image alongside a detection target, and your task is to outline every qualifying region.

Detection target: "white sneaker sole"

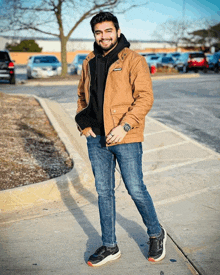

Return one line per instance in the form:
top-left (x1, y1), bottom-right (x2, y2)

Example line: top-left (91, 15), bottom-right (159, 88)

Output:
top-left (87, 250), bottom-right (121, 267)
top-left (148, 228), bottom-right (167, 262)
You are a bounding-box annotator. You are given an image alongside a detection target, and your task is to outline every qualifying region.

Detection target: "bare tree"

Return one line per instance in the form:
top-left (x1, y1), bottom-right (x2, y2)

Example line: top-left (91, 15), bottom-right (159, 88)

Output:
top-left (152, 18), bottom-right (195, 51)
top-left (153, 17), bottom-right (220, 51)
top-left (1, 0), bottom-right (147, 76)
top-left (187, 20), bottom-right (220, 50)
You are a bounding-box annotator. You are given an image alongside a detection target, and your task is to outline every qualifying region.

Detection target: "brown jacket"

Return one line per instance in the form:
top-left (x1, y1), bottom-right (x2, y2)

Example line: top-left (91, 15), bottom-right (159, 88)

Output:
top-left (76, 47), bottom-right (154, 145)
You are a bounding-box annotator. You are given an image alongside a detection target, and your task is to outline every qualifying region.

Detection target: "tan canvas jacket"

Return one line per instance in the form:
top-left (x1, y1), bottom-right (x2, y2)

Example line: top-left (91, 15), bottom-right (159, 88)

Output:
top-left (76, 47), bottom-right (154, 145)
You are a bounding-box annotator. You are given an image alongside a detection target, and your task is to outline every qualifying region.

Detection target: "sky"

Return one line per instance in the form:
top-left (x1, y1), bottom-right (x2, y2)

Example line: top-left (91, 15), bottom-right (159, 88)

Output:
top-left (71, 0), bottom-right (220, 40)
top-left (1, 0), bottom-right (219, 41)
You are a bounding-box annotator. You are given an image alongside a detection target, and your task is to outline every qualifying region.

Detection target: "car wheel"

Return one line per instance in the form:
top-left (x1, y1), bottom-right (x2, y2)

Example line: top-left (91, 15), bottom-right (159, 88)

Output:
top-left (9, 75), bottom-right (16, 84)
top-left (194, 69), bottom-right (198, 73)
top-left (183, 65), bottom-right (188, 73)
top-left (203, 68), bottom-right (207, 73)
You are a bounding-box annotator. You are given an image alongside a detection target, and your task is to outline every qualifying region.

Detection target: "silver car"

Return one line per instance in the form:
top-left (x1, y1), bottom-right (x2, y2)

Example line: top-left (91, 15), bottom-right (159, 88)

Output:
top-left (27, 55), bottom-right (62, 79)
top-left (70, 54), bottom-right (87, 75)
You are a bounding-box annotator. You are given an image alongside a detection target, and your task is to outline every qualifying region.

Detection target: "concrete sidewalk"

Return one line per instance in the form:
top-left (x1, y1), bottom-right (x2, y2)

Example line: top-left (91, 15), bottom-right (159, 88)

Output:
top-left (0, 95), bottom-right (219, 275)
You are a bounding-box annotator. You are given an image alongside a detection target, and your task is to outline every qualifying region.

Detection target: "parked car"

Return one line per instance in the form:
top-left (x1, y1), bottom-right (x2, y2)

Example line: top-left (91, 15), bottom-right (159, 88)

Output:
top-left (145, 55), bottom-right (160, 68)
top-left (157, 56), bottom-right (176, 68)
top-left (166, 52), bottom-right (182, 60)
top-left (156, 53), bottom-right (167, 57)
top-left (208, 52), bottom-right (220, 73)
top-left (27, 55), bottom-right (61, 79)
top-left (70, 54), bottom-right (87, 75)
top-left (0, 50), bottom-right (15, 84)
top-left (175, 52), bottom-right (209, 73)
top-left (205, 53), bottom-right (213, 63)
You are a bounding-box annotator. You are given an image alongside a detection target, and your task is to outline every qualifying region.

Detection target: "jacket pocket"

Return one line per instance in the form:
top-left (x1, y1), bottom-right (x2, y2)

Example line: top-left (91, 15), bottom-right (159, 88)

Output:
top-left (110, 105), bottom-right (130, 127)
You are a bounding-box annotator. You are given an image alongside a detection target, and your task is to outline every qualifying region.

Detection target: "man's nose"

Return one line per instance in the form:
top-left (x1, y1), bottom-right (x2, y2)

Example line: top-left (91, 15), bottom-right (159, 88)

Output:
top-left (102, 32), bottom-right (109, 39)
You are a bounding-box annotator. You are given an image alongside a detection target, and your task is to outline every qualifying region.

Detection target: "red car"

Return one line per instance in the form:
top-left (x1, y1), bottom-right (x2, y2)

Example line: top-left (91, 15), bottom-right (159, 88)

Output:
top-left (175, 52), bottom-right (209, 73)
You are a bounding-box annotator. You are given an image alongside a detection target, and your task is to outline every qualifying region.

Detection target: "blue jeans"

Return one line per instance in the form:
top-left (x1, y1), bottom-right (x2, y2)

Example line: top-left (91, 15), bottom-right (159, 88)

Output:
top-left (87, 135), bottom-right (161, 247)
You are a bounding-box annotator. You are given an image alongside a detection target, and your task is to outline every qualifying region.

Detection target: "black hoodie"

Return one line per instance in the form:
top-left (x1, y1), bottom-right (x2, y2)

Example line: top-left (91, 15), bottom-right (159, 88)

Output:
top-left (76, 34), bottom-right (130, 136)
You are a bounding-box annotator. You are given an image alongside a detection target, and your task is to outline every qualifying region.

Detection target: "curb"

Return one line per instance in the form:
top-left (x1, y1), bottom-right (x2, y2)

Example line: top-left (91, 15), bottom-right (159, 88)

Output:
top-left (0, 96), bottom-right (94, 220)
top-left (18, 73), bottom-right (200, 86)
top-left (0, 94), bottom-right (122, 223)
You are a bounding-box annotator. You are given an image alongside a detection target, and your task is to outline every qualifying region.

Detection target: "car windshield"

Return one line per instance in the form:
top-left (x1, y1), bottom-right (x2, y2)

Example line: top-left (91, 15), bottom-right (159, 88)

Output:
top-left (0, 52), bottom-right (10, 61)
top-left (162, 57), bottom-right (171, 62)
top-left (172, 53), bottom-right (180, 57)
top-left (34, 56), bottom-right (59, 63)
top-left (151, 56), bottom-right (159, 60)
top-left (189, 53), bottom-right (205, 59)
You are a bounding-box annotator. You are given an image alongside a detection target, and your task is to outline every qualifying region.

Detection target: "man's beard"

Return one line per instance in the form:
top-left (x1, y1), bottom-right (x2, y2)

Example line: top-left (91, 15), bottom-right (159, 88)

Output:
top-left (100, 38), bottom-right (119, 53)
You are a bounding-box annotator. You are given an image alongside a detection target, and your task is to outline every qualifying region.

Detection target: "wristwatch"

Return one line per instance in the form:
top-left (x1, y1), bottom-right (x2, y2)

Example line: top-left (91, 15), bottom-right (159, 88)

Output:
top-left (123, 123), bottom-right (131, 132)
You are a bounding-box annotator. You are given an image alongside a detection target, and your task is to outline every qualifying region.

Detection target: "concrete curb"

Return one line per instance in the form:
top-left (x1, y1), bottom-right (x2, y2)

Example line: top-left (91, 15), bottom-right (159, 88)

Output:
top-left (0, 94), bottom-right (123, 223)
top-left (0, 95), bottom-right (95, 217)
top-left (18, 73), bottom-right (200, 86)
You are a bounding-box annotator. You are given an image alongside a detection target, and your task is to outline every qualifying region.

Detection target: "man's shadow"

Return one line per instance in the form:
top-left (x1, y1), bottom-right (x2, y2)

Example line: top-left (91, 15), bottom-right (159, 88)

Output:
top-left (19, 122), bottom-right (149, 262)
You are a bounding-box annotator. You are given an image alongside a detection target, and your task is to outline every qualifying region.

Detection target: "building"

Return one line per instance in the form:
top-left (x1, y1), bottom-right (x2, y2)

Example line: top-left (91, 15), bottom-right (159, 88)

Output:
top-left (0, 35), bottom-right (176, 52)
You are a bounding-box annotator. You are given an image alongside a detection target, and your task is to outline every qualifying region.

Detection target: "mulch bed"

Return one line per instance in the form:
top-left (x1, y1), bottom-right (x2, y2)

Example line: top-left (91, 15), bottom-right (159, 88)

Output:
top-left (0, 92), bottom-right (72, 191)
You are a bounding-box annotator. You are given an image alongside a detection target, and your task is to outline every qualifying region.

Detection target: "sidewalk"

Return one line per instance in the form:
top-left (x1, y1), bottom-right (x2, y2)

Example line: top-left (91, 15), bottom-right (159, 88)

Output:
top-left (0, 93), bottom-right (219, 274)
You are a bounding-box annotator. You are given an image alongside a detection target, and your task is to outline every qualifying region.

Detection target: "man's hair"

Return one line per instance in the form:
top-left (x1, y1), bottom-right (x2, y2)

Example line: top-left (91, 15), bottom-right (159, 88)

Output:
top-left (90, 12), bottom-right (120, 33)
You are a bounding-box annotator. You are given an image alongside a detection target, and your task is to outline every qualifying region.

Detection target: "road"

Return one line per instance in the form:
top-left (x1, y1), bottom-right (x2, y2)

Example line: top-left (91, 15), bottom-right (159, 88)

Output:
top-left (1, 74), bottom-right (220, 153)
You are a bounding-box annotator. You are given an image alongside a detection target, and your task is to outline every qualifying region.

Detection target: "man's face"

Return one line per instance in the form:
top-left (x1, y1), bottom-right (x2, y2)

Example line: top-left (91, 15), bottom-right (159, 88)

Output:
top-left (94, 21), bottom-right (121, 54)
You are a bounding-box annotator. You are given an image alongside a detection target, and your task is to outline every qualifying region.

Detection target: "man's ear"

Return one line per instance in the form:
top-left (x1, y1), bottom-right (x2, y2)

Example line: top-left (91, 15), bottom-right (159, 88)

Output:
top-left (117, 28), bottom-right (121, 38)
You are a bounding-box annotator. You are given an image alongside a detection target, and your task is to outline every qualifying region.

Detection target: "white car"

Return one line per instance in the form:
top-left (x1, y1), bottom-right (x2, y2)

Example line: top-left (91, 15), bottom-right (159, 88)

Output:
top-left (27, 55), bottom-right (62, 79)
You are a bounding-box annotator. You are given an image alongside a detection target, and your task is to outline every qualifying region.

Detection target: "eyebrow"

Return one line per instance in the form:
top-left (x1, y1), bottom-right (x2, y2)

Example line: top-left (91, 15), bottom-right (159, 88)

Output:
top-left (94, 28), bottom-right (113, 33)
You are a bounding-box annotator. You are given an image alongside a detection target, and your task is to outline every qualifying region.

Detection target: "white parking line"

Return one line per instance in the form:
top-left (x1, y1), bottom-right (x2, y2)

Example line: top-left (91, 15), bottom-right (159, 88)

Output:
top-left (155, 183), bottom-right (220, 206)
top-left (143, 155), bottom-right (213, 176)
top-left (147, 116), bottom-right (220, 158)
top-left (143, 141), bottom-right (189, 154)
top-left (144, 130), bottom-right (170, 136)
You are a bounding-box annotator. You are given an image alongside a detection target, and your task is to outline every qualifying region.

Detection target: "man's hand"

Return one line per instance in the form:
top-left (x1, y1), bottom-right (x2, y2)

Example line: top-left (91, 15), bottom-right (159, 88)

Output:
top-left (106, 125), bottom-right (127, 144)
top-left (86, 129), bottom-right (96, 138)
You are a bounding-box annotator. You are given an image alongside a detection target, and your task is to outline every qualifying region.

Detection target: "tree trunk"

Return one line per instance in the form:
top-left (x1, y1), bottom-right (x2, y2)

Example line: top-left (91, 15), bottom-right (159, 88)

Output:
top-left (60, 36), bottom-right (68, 77)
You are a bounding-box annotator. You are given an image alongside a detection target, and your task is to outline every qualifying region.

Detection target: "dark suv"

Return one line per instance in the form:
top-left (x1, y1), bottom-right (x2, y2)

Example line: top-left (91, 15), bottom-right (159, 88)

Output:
top-left (0, 50), bottom-right (15, 84)
top-left (175, 52), bottom-right (209, 73)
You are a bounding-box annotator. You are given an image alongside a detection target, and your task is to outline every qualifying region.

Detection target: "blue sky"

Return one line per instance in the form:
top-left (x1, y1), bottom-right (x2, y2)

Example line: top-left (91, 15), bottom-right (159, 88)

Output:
top-left (1, 0), bottom-right (219, 40)
top-left (71, 0), bottom-right (220, 40)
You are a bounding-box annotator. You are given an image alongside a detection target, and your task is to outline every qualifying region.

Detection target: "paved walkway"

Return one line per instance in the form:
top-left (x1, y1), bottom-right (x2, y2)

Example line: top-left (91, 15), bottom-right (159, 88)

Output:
top-left (0, 89), bottom-right (219, 274)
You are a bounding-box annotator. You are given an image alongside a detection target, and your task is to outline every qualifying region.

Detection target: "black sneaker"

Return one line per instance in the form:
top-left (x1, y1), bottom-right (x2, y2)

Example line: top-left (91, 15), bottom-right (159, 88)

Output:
top-left (148, 227), bottom-right (167, 262)
top-left (87, 245), bottom-right (121, 267)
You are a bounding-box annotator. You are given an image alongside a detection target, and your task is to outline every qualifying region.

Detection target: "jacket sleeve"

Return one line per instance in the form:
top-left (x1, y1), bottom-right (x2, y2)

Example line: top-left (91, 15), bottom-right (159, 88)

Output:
top-left (120, 56), bottom-right (154, 128)
top-left (76, 60), bottom-right (87, 114)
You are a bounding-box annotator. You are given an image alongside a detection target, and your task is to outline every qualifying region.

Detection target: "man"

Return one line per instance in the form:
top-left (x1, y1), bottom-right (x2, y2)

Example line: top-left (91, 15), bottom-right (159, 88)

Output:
top-left (75, 12), bottom-right (166, 267)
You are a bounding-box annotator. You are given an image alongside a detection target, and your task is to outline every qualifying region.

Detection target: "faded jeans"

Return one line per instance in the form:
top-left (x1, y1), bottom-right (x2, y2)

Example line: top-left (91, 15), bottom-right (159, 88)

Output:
top-left (86, 135), bottom-right (161, 247)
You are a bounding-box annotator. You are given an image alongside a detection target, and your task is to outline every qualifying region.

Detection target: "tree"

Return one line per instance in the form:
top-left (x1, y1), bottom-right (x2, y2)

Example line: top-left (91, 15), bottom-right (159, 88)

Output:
top-left (152, 18), bottom-right (194, 50)
top-left (6, 39), bottom-right (42, 52)
top-left (1, 0), bottom-right (147, 77)
top-left (187, 21), bottom-right (220, 50)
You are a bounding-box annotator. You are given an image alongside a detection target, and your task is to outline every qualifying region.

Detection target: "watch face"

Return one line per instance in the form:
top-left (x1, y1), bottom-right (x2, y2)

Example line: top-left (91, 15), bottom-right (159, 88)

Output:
top-left (123, 123), bottom-right (131, 132)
